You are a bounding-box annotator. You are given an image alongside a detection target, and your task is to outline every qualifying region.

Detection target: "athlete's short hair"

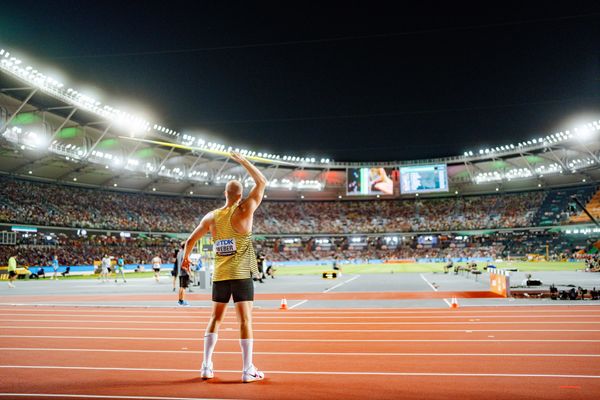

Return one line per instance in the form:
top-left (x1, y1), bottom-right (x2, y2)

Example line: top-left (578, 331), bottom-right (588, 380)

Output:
top-left (225, 180), bottom-right (243, 198)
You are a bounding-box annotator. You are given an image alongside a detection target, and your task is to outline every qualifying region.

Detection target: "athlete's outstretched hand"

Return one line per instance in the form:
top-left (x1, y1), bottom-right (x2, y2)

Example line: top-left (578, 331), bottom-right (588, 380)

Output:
top-left (230, 152), bottom-right (247, 164)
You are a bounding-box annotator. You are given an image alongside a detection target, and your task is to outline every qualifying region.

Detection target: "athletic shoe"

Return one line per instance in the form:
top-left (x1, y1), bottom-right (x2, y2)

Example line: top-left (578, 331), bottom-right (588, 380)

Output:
top-left (8, 283), bottom-right (14, 288)
top-left (115, 279), bottom-right (117, 283)
top-left (178, 300), bottom-right (190, 307)
top-left (242, 365), bottom-right (265, 383)
top-left (172, 288), bottom-right (176, 292)
top-left (201, 362), bottom-right (214, 379)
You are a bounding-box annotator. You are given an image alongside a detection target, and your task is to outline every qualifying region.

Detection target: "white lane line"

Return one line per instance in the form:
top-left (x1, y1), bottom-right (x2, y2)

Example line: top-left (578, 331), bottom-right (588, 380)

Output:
top-left (0, 306), bottom-right (598, 314)
top-left (420, 274), bottom-right (438, 292)
top-left (420, 273), bottom-right (452, 307)
top-left (288, 300), bottom-right (308, 310)
top-left (2, 348), bottom-right (600, 357)
top-left (3, 319), bottom-right (600, 325)
top-left (1, 365), bottom-right (600, 379)
top-left (322, 275), bottom-right (360, 293)
top-left (1, 313), bottom-right (599, 320)
top-left (2, 325), bottom-right (600, 332)
top-left (0, 394), bottom-right (230, 400)
top-left (2, 335), bottom-right (599, 342)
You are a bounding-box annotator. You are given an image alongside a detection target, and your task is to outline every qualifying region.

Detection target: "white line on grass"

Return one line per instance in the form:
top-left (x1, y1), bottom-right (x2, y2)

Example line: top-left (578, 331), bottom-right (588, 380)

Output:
top-left (420, 273), bottom-right (452, 307)
top-left (322, 275), bottom-right (360, 293)
top-left (2, 348), bottom-right (600, 357)
top-left (1, 365), bottom-right (599, 379)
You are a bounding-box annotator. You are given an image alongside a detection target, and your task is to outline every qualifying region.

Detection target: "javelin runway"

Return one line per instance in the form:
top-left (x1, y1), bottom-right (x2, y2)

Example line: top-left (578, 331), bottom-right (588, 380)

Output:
top-left (0, 305), bottom-right (599, 399)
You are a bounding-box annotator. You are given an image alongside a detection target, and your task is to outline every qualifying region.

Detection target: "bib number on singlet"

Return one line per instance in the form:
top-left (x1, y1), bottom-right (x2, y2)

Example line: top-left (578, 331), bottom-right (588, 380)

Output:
top-left (215, 238), bottom-right (237, 256)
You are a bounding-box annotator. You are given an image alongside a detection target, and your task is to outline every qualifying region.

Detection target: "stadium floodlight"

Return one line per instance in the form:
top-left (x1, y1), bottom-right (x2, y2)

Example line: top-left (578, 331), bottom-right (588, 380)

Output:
top-left (0, 47), bottom-right (331, 170)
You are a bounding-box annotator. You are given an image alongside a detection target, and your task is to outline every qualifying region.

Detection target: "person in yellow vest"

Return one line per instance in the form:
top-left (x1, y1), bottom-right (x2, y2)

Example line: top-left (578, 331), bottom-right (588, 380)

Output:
top-left (7, 255), bottom-right (18, 288)
top-left (182, 152), bottom-right (266, 383)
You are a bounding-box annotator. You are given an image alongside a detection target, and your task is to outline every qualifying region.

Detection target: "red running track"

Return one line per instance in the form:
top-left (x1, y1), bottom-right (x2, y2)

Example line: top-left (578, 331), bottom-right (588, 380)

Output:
top-left (0, 305), bottom-right (599, 399)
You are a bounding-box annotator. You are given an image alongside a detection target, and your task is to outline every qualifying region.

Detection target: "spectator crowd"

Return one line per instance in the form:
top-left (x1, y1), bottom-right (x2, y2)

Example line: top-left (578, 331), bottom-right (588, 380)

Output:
top-left (1, 178), bottom-right (545, 234)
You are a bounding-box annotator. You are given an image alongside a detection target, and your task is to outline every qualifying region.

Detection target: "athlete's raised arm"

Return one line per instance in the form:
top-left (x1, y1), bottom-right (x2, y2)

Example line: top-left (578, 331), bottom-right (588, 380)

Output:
top-left (230, 152), bottom-right (267, 212)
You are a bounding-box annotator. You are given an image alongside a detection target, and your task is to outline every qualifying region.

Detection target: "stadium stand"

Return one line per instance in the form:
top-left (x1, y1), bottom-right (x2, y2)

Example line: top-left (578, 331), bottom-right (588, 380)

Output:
top-left (1, 177), bottom-right (546, 234)
top-left (533, 185), bottom-right (597, 226)
top-left (570, 187), bottom-right (600, 223)
top-left (0, 233), bottom-right (178, 268)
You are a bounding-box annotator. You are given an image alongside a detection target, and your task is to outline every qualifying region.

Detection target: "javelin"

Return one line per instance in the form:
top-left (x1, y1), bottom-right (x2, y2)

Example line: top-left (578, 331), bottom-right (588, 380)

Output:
top-left (118, 136), bottom-right (294, 165)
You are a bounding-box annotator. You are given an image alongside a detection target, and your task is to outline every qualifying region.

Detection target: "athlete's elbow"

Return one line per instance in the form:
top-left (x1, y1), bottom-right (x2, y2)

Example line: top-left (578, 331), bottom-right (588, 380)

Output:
top-left (255, 176), bottom-right (267, 188)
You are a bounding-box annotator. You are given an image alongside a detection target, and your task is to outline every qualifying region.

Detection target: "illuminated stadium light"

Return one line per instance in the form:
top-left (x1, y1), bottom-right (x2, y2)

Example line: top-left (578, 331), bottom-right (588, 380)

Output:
top-left (2, 126), bottom-right (49, 149)
top-left (145, 162), bottom-right (156, 173)
top-left (48, 141), bottom-right (84, 160)
top-left (297, 180), bottom-right (323, 190)
top-left (465, 120), bottom-right (600, 159)
top-left (534, 163), bottom-right (562, 175)
top-left (565, 227), bottom-right (600, 235)
top-left (158, 166), bottom-right (186, 180)
top-left (188, 170), bottom-right (209, 182)
top-left (504, 168), bottom-right (533, 180)
top-left (567, 158), bottom-right (595, 171)
top-left (0, 47), bottom-right (153, 136)
top-left (475, 162), bottom-right (567, 184)
top-left (473, 171), bottom-right (502, 184)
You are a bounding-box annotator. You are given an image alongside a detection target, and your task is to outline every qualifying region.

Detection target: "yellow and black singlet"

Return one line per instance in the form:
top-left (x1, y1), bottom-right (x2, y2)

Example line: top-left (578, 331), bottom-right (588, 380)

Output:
top-left (212, 204), bottom-right (258, 281)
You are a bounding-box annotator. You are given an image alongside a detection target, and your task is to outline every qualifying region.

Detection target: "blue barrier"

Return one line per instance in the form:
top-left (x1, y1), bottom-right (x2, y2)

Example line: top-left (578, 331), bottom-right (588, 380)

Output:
top-left (271, 257), bottom-right (493, 267)
top-left (416, 257), bottom-right (493, 263)
top-left (27, 263), bottom-right (175, 274)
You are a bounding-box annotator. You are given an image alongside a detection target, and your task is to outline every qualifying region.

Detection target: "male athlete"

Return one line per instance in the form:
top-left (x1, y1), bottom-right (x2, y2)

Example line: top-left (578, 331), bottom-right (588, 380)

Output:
top-left (182, 152), bottom-right (266, 383)
top-left (51, 255), bottom-right (59, 280)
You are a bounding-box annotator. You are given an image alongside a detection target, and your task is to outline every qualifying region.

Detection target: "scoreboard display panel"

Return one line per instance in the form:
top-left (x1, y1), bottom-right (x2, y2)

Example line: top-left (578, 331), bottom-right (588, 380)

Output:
top-left (346, 167), bottom-right (395, 196)
top-left (400, 164), bottom-right (449, 194)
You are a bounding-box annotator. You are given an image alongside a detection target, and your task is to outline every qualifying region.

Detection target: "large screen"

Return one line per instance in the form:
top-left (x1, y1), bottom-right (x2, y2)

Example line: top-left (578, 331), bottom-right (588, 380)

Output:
top-left (400, 164), bottom-right (448, 194)
top-left (346, 167), bottom-right (395, 196)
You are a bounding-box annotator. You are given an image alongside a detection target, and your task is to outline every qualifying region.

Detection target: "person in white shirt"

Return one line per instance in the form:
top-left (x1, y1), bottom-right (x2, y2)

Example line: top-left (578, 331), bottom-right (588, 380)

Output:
top-left (100, 255), bottom-right (111, 283)
top-left (152, 256), bottom-right (162, 283)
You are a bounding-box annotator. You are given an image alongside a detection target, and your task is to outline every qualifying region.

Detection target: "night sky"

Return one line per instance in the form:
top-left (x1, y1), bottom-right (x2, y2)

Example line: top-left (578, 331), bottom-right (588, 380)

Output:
top-left (1, 2), bottom-right (599, 162)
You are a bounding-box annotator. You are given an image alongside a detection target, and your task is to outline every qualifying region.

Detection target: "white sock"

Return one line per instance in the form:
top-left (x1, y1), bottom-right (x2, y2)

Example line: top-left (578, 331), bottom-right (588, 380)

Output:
top-left (240, 338), bottom-right (253, 372)
top-left (203, 333), bottom-right (218, 366)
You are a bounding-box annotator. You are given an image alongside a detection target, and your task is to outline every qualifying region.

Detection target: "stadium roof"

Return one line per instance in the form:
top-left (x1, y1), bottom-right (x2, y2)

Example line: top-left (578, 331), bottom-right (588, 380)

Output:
top-left (1, 46), bottom-right (599, 200)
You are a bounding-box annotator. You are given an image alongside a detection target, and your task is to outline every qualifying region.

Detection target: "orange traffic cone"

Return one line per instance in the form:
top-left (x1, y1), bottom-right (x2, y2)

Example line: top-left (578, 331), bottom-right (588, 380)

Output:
top-left (280, 298), bottom-right (288, 310)
top-left (450, 297), bottom-right (459, 309)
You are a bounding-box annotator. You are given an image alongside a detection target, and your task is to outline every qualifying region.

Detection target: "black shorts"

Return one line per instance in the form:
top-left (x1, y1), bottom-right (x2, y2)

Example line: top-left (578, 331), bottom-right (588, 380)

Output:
top-left (212, 278), bottom-right (254, 303)
top-left (153, 267), bottom-right (160, 272)
top-left (171, 270), bottom-right (177, 277)
top-left (179, 275), bottom-right (190, 288)
top-left (8, 271), bottom-right (17, 278)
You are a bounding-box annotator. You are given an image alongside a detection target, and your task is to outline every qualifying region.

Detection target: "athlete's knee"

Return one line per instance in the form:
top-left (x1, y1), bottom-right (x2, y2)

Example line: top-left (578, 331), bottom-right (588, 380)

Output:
top-left (211, 311), bottom-right (227, 324)
top-left (238, 315), bottom-right (252, 327)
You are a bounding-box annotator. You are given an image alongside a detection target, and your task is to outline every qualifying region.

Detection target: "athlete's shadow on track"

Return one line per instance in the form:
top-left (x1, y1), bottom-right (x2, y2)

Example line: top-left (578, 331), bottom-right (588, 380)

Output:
top-left (174, 378), bottom-right (268, 385)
